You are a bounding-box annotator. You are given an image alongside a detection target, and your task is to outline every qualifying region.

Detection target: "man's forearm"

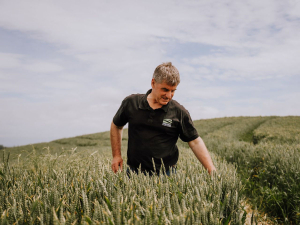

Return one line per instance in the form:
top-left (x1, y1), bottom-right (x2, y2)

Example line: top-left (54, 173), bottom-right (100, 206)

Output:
top-left (110, 122), bottom-right (124, 172)
top-left (110, 122), bottom-right (123, 157)
top-left (188, 137), bottom-right (216, 174)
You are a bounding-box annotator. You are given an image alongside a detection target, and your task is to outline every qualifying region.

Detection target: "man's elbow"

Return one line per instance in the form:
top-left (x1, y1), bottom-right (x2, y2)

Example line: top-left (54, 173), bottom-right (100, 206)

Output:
top-left (111, 121), bottom-right (124, 130)
top-left (188, 136), bottom-right (202, 148)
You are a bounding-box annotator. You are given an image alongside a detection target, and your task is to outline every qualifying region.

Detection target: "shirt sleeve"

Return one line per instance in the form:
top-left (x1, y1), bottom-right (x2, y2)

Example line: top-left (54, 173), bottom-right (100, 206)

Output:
top-left (113, 97), bottom-right (129, 127)
top-left (179, 109), bottom-right (199, 142)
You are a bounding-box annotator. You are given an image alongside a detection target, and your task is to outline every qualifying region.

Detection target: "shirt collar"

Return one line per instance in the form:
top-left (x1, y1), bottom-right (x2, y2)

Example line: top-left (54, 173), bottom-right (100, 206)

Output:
top-left (139, 89), bottom-right (170, 112)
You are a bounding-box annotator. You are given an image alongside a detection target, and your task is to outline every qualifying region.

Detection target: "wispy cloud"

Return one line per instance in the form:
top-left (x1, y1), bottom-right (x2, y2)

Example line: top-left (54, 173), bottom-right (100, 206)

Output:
top-left (0, 53), bottom-right (23, 69)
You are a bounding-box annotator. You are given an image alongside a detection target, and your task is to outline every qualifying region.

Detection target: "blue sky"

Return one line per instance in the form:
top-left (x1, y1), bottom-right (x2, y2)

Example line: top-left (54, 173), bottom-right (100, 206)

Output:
top-left (1, 0), bottom-right (300, 146)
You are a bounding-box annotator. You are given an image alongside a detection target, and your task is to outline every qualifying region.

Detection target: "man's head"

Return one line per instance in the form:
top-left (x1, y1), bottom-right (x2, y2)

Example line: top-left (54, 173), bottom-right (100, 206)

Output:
top-left (152, 62), bottom-right (180, 86)
top-left (150, 62), bottom-right (180, 106)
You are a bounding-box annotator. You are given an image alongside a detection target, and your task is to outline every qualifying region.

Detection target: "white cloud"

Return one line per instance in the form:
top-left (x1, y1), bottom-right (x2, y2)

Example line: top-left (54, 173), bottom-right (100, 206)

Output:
top-left (0, 88), bottom-right (123, 146)
top-left (176, 87), bottom-right (232, 101)
top-left (186, 41), bottom-right (300, 80)
top-left (0, 53), bottom-right (23, 69)
top-left (0, 1), bottom-right (298, 50)
top-left (24, 61), bottom-right (63, 73)
top-left (0, 1), bottom-right (299, 81)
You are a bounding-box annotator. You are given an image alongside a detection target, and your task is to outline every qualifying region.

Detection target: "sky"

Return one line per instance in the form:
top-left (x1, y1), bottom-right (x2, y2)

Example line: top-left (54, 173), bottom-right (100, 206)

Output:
top-left (1, 0), bottom-right (300, 147)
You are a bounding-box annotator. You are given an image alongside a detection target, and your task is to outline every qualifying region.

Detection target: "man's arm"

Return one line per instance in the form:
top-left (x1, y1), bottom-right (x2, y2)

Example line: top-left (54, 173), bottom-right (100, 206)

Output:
top-left (188, 137), bottom-right (216, 175)
top-left (110, 121), bottom-right (124, 173)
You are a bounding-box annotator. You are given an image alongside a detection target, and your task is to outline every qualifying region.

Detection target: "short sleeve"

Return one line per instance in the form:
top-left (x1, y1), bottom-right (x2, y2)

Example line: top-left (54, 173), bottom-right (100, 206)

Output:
top-left (113, 97), bottom-right (129, 127)
top-left (179, 110), bottom-right (199, 142)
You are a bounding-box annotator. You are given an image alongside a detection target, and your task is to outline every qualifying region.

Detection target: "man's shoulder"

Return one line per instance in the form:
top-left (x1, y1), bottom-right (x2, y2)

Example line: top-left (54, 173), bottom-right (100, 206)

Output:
top-left (123, 93), bottom-right (145, 102)
top-left (120, 93), bottom-right (146, 109)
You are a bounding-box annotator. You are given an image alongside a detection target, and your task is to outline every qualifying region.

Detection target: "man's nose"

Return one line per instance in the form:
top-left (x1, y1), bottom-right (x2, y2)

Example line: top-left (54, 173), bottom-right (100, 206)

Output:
top-left (166, 91), bottom-right (172, 99)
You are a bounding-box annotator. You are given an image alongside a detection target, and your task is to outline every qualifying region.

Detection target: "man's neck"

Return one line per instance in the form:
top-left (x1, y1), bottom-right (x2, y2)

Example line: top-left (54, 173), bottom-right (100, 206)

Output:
top-left (147, 93), bottom-right (163, 110)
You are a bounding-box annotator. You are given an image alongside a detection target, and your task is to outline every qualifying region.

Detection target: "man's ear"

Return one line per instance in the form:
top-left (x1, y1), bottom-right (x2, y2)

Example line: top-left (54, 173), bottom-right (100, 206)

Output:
top-left (151, 78), bottom-right (155, 88)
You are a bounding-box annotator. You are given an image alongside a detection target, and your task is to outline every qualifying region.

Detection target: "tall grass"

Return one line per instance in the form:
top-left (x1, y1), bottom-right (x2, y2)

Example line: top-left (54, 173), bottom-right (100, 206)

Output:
top-left (194, 116), bottom-right (300, 224)
top-left (0, 147), bottom-right (246, 224)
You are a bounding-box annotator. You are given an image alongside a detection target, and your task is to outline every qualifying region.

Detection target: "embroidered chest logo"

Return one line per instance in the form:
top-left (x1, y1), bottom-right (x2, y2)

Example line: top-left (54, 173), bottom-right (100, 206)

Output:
top-left (162, 119), bottom-right (172, 127)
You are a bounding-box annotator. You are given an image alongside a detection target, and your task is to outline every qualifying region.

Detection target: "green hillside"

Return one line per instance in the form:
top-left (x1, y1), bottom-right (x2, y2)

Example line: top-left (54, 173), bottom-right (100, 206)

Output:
top-left (1, 129), bottom-right (123, 163)
top-left (1, 116), bottom-right (299, 224)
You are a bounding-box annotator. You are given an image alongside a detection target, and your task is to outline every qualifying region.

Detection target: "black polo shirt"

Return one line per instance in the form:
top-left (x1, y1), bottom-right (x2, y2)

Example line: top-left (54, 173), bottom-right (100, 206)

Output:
top-left (113, 89), bottom-right (199, 172)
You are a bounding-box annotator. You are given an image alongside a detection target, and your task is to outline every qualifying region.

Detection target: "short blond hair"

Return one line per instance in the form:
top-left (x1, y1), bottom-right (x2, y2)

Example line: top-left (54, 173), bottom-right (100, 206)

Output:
top-left (153, 62), bottom-right (180, 86)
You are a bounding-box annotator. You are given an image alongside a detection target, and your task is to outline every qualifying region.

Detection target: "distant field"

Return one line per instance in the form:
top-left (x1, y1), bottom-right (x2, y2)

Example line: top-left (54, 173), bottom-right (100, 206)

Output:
top-left (1, 116), bottom-right (299, 224)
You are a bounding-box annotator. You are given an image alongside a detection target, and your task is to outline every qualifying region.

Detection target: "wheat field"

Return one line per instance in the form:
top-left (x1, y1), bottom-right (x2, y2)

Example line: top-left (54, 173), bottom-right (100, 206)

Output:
top-left (1, 116), bottom-right (299, 224)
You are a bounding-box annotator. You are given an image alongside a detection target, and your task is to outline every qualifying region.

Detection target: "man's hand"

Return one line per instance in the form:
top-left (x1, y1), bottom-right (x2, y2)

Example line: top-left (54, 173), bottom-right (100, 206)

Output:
top-left (188, 137), bottom-right (216, 175)
top-left (111, 156), bottom-right (123, 173)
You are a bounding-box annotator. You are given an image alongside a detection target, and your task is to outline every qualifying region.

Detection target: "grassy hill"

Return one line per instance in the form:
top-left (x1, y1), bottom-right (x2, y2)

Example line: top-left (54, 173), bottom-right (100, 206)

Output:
top-left (0, 116), bottom-right (279, 161)
top-left (1, 128), bottom-right (123, 163)
top-left (1, 116), bottom-right (300, 224)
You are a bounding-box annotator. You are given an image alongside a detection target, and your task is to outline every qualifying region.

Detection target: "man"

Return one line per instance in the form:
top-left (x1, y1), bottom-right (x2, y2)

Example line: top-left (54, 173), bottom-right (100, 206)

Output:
top-left (110, 62), bottom-right (216, 175)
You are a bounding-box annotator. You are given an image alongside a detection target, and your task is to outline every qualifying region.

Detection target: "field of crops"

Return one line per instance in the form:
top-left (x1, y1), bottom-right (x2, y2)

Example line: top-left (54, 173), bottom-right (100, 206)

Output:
top-left (1, 116), bottom-right (299, 224)
top-left (1, 148), bottom-right (246, 224)
top-left (192, 116), bottom-right (300, 224)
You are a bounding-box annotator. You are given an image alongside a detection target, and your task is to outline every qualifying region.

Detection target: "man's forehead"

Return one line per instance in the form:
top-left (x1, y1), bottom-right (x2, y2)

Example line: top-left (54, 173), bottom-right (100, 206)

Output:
top-left (160, 82), bottom-right (177, 90)
top-left (156, 80), bottom-right (177, 89)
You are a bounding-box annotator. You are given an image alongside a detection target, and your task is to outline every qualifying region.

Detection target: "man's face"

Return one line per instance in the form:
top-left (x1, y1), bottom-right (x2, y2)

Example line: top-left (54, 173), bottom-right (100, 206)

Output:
top-left (151, 79), bottom-right (177, 106)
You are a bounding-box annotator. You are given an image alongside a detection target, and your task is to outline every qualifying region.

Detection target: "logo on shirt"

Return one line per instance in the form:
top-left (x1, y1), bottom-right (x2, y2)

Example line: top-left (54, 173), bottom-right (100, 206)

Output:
top-left (162, 119), bottom-right (172, 127)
